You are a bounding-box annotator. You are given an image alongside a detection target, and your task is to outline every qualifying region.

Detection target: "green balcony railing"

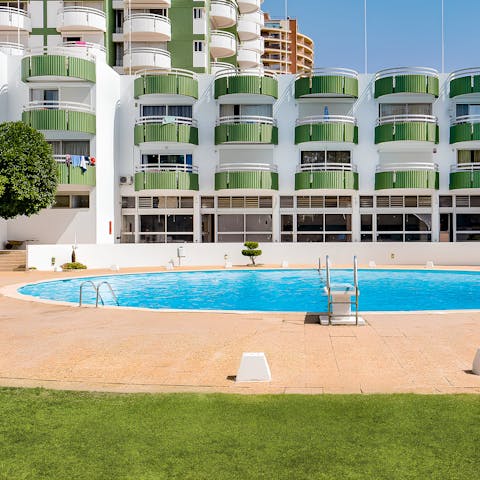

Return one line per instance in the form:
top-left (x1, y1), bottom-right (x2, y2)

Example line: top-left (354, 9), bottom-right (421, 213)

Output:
top-left (374, 67), bottom-right (439, 98)
top-left (214, 71), bottom-right (278, 98)
top-left (134, 69), bottom-right (198, 98)
top-left (295, 116), bottom-right (358, 144)
top-left (215, 116), bottom-right (278, 144)
top-left (450, 116), bottom-right (480, 143)
top-left (134, 116), bottom-right (198, 145)
top-left (449, 68), bottom-right (480, 98)
top-left (375, 115), bottom-right (439, 144)
top-left (134, 164), bottom-right (199, 191)
top-left (450, 164), bottom-right (480, 189)
top-left (295, 164), bottom-right (358, 190)
top-left (56, 160), bottom-right (96, 187)
top-left (375, 164), bottom-right (439, 190)
top-left (22, 102), bottom-right (96, 134)
top-left (295, 68), bottom-right (358, 98)
top-left (215, 164), bottom-right (278, 190)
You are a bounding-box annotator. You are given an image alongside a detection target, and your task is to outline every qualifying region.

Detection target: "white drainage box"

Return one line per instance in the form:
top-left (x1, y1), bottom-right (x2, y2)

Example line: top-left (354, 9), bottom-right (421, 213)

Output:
top-left (236, 352), bottom-right (271, 382)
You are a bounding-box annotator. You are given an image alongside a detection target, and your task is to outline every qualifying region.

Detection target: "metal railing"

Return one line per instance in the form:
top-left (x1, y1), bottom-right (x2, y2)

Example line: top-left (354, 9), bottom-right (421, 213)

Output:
top-left (214, 66), bottom-right (274, 80)
top-left (216, 163), bottom-right (278, 172)
top-left (135, 115), bottom-right (197, 127)
top-left (24, 43), bottom-right (104, 61)
top-left (0, 6), bottom-right (29, 20)
top-left (24, 101), bottom-right (94, 113)
top-left (376, 114), bottom-right (437, 126)
top-left (136, 163), bottom-right (198, 174)
top-left (0, 42), bottom-right (25, 55)
top-left (211, 0), bottom-right (238, 10)
top-left (296, 115), bottom-right (356, 126)
top-left (297, 163), bottom-right (357, 173)
top-left (58, 6), bottom-right (106, 19)
top-left (296, 67), bottom-right (358, 79)
top-left (451, 114), bottom-right (480, 126)
top-left (451, 163), bottom-right (480, 172)
top-left (79, 280), bottom-right (119, 307)
top-left (375, 66), bottom-right (439, 80)
top-left (376, 162), bottom-right (439, 173)
top-left (216, 115), bottom-right (276, 126)
top-left (124, 13), bottom-right (171, 31)
top-left (125, 46), bottom-right (171, 59)
top-left (449, 67), bottom-right (480, 81)
top-left (211, 61), bottom-right (237, 74)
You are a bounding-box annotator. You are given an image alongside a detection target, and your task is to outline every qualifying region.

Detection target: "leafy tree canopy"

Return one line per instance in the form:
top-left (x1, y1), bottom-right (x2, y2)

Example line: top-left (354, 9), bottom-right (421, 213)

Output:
top-left (0, 121), bottom-right (57, 219)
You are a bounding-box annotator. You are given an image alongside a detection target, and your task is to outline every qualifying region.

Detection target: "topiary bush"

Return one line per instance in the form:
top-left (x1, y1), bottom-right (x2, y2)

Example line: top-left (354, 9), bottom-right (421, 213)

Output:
top-left (241, 241), bottom-right (262, 266)
top-left (60, 262), bottom-right (87, 271)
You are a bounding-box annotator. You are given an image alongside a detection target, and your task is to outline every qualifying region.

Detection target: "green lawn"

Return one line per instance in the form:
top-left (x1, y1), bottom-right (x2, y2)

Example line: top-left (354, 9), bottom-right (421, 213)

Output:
top-left (0, 389), bottom-right (479, 479)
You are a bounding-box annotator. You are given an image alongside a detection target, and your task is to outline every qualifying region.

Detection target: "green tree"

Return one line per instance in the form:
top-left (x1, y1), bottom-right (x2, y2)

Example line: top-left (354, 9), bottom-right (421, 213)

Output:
top-left (0, 121), bottom-right (57, 219)
top-left (241, 241), bottom-right (262, 266)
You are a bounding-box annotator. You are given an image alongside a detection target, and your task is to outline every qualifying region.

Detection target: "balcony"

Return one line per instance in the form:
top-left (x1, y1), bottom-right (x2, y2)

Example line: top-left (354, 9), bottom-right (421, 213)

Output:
top-left (238, 0), bottom-right (263, 15)
top-left (295, 68), bottom-right (358, 98)
top-left (295, 116), bottom-right (358, 144)
top-left (57, 6), bottom-right (106, 32)
top-left (55, 156), bottom-right (96, 187)
top-left (215, 116), bottom-right (278, 144)
top-left (375, 163), bottom-right (439, 190)
top-left (210, 0), bottom-right (237, 29)
top-left (374, 67), bottom-right (439, 98)
top-left (450, 164), bottom-right (480, 189)
top-left (123, 47), bottom-right (171, 73)
top-left (0, 6), bottom-right (31, 31)
top-left (241, 36), bottom-right (264, 53)
top-left (214, 69), bottom-right (277, 99)
top-left (210, 30), bottom-right (236, 58)
top-left (22, 102), bottom-right (96, 134)
top-left (449, 68), bottom-right (480, 98)
top-left (134, 164), bottom-right (199, 191)
top-left (237, 15), bottom-right (261, 41)
top-left (134, 69), bottom-right (198, 99)
top-left (237, 46), bottom-right (261, 69)
top-left (134, 116), bottom-right (198, 145)
top-left (375, 115), bottom-right (439, 145)
top-left (123, 14), bottom-right (171, 42)
top-left (126, 0), bottom-right (171, 6)
top-left (295, 163), bottom-right (358, 190)
top-left (215, 163), bottom-right (278, 190)
top-left (450, 115), bottom-right (480, 144)
top-left (22, 46), bottom-right (97, 83)
top-left (0, 41), bottom-right (25, 56)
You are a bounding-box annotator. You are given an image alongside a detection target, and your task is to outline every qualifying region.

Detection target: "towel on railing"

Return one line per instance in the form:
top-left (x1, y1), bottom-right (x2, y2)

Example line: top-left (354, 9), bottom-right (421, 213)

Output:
top-left (71, 155), bottom-right (82, 167)
top-left (162, 116), bottom-right (176, 124)
top-left (80, 156), bottom-right (88, 173)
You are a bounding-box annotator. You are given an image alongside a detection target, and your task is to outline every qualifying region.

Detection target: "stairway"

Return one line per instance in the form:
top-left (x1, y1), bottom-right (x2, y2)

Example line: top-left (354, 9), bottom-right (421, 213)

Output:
top-left (0, 250), bottom-right (27, 271)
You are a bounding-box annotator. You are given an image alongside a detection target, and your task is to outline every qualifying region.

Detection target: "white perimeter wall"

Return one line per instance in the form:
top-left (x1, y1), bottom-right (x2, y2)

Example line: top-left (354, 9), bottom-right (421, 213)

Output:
top-left (28, 242), bottom-right (480, 270)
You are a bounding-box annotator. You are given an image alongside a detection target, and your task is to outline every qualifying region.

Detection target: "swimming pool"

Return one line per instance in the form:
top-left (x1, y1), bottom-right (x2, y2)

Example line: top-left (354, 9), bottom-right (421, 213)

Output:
top-left (17, 269), bottom-right (480, 312)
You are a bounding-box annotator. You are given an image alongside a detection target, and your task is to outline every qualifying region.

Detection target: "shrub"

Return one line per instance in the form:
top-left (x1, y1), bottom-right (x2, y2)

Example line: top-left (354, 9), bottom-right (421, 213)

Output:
top-left (241, 241), bottom-right (262, 266)
top-left (60, 262), bottom-right (87, 270)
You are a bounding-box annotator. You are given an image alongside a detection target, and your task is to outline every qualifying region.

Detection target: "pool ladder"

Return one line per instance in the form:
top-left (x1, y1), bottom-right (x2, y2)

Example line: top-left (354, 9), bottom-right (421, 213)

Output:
top-left (79, 280), bottom-right (119, 307)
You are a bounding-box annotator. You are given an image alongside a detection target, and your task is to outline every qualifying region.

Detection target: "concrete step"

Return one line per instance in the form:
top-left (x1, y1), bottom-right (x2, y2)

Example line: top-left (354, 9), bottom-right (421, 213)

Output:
top-left (0, 250), bottom-right (27, 271)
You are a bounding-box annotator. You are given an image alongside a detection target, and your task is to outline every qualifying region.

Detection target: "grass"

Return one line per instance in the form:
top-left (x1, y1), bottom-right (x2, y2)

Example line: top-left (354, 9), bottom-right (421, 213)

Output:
top-left (0, 389), bottom-right (479, 479)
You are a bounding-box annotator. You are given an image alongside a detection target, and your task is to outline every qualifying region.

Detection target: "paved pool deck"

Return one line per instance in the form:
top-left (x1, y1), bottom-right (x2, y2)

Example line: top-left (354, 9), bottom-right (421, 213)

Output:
top-left (0, 266), bottom-right (479, 394)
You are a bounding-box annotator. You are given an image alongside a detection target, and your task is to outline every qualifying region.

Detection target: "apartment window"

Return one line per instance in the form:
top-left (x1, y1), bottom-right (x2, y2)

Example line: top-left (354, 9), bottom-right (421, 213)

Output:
top-left (52, 194), bottom-right (89, 209)
top-left (48, 140), bottom-right (90, 156)
top-left (456, 104), bottom-right (480, 117)
top-left (379, 103), bottom-right (432, 117)
top-left (141, 154), bottom-right (193, 168)
top-left (458, 150), bottom-right (480, 164)
top-left (217, 214), bottom-right (273, 242)
top-left (296, 214), bottom-right (352, 242)
top-left (375, 214), bottom-right (431, 242)
top-left (115, 43), bottom-right (124, 66)
top-left (30, 89), bottom-right (58, 105)
top-left (194, 41), bottom-right (204, 52)
top-left (151, 9), bottom-right (167, 16)
top-left (114, 10), bottom-right (124, 33)
top-left (193, 8), bottom-right (203, 19)
top-left (141, 105), bottom-right (192, 118)
top-left (301, 151), bottom-right (351, 165)
top-left (139, 214), bottom-right (194, 243)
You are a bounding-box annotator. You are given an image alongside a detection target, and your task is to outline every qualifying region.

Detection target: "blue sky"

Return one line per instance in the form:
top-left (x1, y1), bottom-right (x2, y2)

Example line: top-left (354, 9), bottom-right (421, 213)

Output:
top-left (261, 0), bottom-right (480, 73)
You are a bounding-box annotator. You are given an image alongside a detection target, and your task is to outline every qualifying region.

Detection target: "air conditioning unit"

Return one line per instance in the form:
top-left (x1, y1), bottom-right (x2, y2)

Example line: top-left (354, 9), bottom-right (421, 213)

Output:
top-left (119, 175), bottom-right (133, 185)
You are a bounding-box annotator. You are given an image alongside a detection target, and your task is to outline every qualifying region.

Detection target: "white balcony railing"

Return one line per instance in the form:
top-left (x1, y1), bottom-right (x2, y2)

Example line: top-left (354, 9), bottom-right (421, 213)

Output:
top-left (135, 116), bottom-right (197, 127)
top-left (297, 67), bottom-right (358, 79)
top-left (0, 41), bottom-right (25, 55)
top-left (237, 46), bottom-right (261, 68)
top-left (297, 163), bottom-right (357, 173)
top-left (216, 163), bottom-right (277, 173)
top-left (376, 162), bottom-right (438, 173)
top-left (237, 16), bottom-right (261, 41)
top-left (451, 163), bottom-right (480, 172)
top-left (135, 67), bottom-right (197, 80)
top-left (57, 6), bottom-right (106, 32)
top-left (211, 61), bottom-right (237, 75)
top-left (24, 101), bottom-right (95, 113)
top-left (210, 30), bottom-right (237, 58)
top-left (123, 14), bottom-right (171, 41)
top-left (25, 43), bottom-right (105, 61)
top-left (215, 67), bottom-right (274, 80)
top-left (0, 6), bottom-right (31, 31)
top-left (210, 0), bottom-right (237, 28)
top-left (375, 67), bottom-right (439, 81)
top-left (238, 10), bottom-right (264, 26)
top-left (451, 114), bottom-right (480, 126)
top-left (296, 115), bottom-right (356, 126)
top-left (216, 115), bottom-right (276, 126)
top-left (136, 163), bottom-right (198, 174)
top-left (123, 47), bottom-right (171, 71)
top-left (376, 114), bottom-right (437, 126)
top-left (449, 68), bottom-right (480, 81)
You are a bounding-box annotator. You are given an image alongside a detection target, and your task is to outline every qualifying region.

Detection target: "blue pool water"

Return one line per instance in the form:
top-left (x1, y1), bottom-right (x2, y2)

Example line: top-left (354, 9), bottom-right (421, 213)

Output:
top-left (17, 269), bottom-right (480, 312)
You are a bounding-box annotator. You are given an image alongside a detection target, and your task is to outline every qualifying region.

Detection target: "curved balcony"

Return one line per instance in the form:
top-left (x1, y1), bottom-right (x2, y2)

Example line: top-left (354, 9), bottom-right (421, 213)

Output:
top-left (295, 116), bottom-right (358, 144)
top-left (215, 163), bottom-right (278, 190)
top-left (22, 47), bottom-right (97, 83)
top-left (214, 69), bottom-right (277, 99)
top-left (241, 36), bottom-right (264, 54)
top-left (134, 116), bottom-right (198, 145)
top-left (237, 15), bottom-right (261, 41)
top-left (295, 68), bottom-right (358, 98)
top-left (215, 116), bottom-right (278, 144)
top-left (128, 0), bottom-right (170, 6)
top-left (123, 47), bottom-right (171, 73)
top-left (450, 115), bottom-right (480, 144)
top-left (375, 115), bottom-right (439, 145)
top-left (22, 102), bottom-right (96, 135)
top-left (0, 6), bottom-right (31, 31)
top-left (57, 6), bottom-right (106, 32)
top-left (0, 42), bottom-right (25, 56)
top-left (210, 0), bottom-right (237, 28)
top-left (239, 10), bottom-right (264, 26)
top-left (123, 14), bottom-right (171, 42)
top-left (134, 164), bottom-right (199, 191)
top-left (295, 163), bottom-right (358, 190)
top-left (449, 68), bottom-right (480, 98)
top-left (374, 67), bottom-right (439, 98)
top-left (210, 30), bottom-right (236, 58)
top-left (134, 69), bottom-right (198, 99)
top-left (55, 156), bottom-right (96, 187)
top-left (375, 163), bottom-right (439, 190)
top-left (238, 0), bottom-right (263, 15)
top-left (450, 164), bottom-right (480, 189)
top-left (237, 46), bottom-right (261, 69)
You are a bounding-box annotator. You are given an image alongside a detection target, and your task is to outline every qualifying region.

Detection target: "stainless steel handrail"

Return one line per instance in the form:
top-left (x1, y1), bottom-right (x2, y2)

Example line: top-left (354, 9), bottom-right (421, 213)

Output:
top-left (450, 163), bottom-right (480, 172)
top-left (136, 163), bottom-right (199, 173)
top-left (451, 114), bottom-right (480, 126)
top-left (375, 66), bottom-right (439, 80)
top-left (216, 162), bottom-right (277, 172)
top-left (296, 115), bottom-right (356, 126)
top-left (135, 115), bottom-right (197, 127)
top-left (297, 163), bottom-right (357, 173)
top-left (216, 115), bottom-right (276, 126)
top-left (448, 68), bottom-right (480, 81)
top-left (296, 67), bottom-right (358, 79)
top-left (79, 281), bottom-right (98, 307)
top-left (96, 281), bottom-right (119, 307)
top-left (376, 162), bottom-right (438, 173)
top-left (376, 114), bottom-right (437, 126)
